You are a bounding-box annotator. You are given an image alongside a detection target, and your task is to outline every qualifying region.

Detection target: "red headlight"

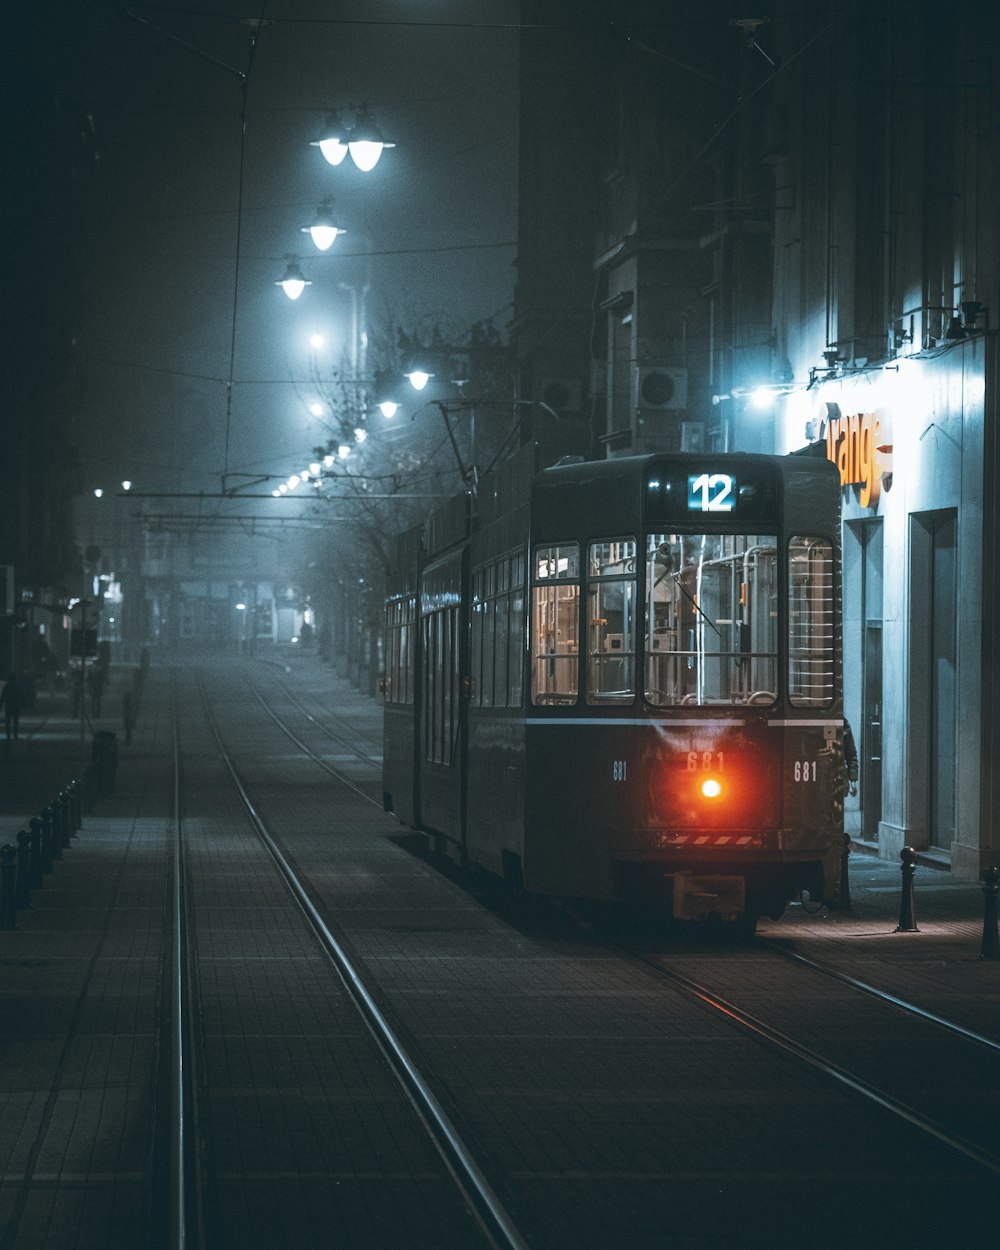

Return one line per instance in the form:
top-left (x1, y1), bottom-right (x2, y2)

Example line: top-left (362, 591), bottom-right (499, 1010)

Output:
top-left (700, 776), bottom-right (723, 799)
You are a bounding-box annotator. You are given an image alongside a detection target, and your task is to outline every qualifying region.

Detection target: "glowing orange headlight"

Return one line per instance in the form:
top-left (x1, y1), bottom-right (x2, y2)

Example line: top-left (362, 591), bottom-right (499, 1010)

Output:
top-left (700, 777), bottom-right (723, 799)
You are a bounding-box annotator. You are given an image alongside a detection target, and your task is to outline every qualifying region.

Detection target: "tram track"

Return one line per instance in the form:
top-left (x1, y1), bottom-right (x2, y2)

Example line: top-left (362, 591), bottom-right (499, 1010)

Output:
top-left (577, 917), bottom-right (1000, 1185)
top-left (756, 936), bottom-right (1000, 1055)
top-left (164, 668), bottom-right (531, 1250)
top-left (242, 667), bottom-right (1000, 1186)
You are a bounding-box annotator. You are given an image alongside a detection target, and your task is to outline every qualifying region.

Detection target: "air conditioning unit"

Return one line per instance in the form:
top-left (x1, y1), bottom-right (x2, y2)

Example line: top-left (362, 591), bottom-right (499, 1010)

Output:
top-left (539, 377), bottom-right (583, 413)
top-left (637, 367), bottom-right (688, 411)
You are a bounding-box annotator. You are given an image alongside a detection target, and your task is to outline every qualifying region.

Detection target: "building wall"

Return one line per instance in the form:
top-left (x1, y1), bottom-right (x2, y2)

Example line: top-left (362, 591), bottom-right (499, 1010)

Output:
top-left (513, 0), bottom-right (1000, 874)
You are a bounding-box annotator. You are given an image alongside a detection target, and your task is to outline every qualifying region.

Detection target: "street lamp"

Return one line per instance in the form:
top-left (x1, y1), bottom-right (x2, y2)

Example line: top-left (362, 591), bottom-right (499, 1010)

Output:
top-left (310, 106), bottom-right (395, 172)
top-left (405, 370), bottom-right (433, 391)
top-left (301, 198), bottom-right (345, 251)
top-left (276, 256), bottom-right (311, 301)
top-left (346, 106), bottom-right (395, 172)
top-left (310, 109), bottom-right (349, 166)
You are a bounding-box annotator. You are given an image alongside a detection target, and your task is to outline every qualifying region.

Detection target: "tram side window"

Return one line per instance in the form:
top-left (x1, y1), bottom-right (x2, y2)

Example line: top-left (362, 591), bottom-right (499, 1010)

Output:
top-left (788, 536), bottom-right (835, 707)
top-left (494, 555), bottom-right (510, 709)
top-left (421, 563), bottom-right (461, 765)
top-left (531, 543), bottom-right (580, 705)
top-left (508, 550), bottom-right (525, 707)
top-left (384, 597), bottom-right (415, 705)
top-left (470, 570), bottom-right (484, 707)
top-left (644, 532), bottom-right (778, 706)
top-left (586, 538), bottom-right (637, 704)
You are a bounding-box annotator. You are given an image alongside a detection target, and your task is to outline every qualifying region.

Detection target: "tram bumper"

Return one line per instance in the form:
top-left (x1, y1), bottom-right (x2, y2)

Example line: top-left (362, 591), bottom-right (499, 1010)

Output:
top-left (671, 872), bottom-right (746, 921)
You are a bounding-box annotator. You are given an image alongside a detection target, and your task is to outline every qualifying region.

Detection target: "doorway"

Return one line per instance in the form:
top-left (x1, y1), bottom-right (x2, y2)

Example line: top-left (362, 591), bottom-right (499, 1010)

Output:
top-left (911, 510), bottom-right (958, 850)
top-left (851, 521), bottom-right (884, 842)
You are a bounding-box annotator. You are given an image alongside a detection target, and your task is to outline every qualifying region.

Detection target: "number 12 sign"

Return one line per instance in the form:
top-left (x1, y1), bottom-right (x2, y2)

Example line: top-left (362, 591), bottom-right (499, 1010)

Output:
top-left (688, 472), bottom-right (736, 512)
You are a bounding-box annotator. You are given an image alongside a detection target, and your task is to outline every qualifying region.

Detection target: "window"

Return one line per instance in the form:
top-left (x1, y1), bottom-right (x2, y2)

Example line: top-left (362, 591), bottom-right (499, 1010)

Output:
top-left (508, 549), bottom-right (525, 706)
top-left (788, 536), bottom-right (834, 707)
top-left (645, 532), bottom-right (778, 706)
top-left (531, 543), bottom-right (580, 705)
top-left (384, 595), bottom-right (415, 705)
top-left (421, 557), bottom-right (462, 763)
top-left (586, 538), bottom-right (637, 704)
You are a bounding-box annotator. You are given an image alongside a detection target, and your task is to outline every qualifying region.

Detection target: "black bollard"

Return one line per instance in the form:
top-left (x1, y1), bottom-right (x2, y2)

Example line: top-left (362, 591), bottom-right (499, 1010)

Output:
top-left (60, 790), bottom-right (73, 846)
top-left (0, 844), bottom-right (17, 930)
top-left (70, 779), bottom-right (83, 832)
top-left (49, 799), bottom-right (63, 861)
top-left (980, 866), bottom-right (1000, 961)
top-left (83, 762), bottom-right (97, 814)
top-left (895, 846), bottom-right (920, 932)
top-left (28, 817), bottom-right (42, 888)
top-left (15, 830), bottom-right (31, 909)
top-left (40, 806), bottom-right (54, 874)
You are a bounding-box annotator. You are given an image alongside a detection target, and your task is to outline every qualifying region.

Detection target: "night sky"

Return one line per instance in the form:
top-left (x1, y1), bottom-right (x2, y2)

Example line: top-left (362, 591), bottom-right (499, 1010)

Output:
top-left (22, 1), bottom-right (520, 505)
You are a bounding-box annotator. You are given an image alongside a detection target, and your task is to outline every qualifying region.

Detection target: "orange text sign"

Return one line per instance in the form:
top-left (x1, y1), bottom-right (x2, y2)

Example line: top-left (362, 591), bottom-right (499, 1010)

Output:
top-left (826, 411), bottom-right (881, 508)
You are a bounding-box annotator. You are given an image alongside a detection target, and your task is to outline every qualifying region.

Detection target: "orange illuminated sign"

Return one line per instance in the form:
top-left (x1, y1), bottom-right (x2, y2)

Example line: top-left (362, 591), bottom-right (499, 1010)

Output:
top-left (826, 411), bottom-right (881, 508)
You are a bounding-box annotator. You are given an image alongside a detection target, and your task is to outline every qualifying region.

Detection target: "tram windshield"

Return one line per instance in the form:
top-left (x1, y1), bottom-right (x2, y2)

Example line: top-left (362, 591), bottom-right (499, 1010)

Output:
top-left (644, 532), bottom-right (778, 706)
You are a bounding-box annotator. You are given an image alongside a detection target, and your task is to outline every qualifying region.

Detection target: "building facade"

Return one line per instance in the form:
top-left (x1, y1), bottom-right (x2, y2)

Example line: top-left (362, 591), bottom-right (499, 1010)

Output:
top-left (514, 1), bottom-right (1000, 875)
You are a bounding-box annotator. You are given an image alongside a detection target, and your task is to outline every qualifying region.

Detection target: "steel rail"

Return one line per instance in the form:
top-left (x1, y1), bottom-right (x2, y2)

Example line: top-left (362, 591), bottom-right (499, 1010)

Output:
top-left (247, 672), bottom-right (382, 774)
top-left (758, 938), bottom-right (1000, 1054)
top-left (246, 680), bottom-right (382, 807)
top-left (619, 944), bottom-right (1000, 1178)
top-left (169, 672), bottom-right (207, 1250)
top-left (196, 675), bottom-right (531, 1250)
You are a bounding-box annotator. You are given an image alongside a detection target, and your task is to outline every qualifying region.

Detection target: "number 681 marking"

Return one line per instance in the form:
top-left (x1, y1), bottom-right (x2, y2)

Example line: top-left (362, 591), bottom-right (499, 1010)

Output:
top-left (793, 760), bottom-right (818, 782)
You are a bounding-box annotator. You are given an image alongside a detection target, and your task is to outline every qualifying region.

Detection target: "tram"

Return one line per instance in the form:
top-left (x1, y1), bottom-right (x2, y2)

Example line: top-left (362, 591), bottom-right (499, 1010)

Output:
top-left (382, 446), bottom-right (845, 926)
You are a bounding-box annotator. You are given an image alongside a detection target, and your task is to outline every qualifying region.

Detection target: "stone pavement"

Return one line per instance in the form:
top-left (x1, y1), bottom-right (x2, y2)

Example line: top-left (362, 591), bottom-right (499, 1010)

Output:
top-left (1, 648), bottom-right (998, 1250)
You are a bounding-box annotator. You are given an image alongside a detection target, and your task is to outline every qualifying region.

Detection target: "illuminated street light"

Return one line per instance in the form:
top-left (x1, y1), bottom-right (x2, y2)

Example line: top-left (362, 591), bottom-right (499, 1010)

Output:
top-left (310, 106), bottom-right (394, 172)
top-left (750, 386), bottom-right (775, 411)
top-left (93, 488), bottom-right (104, 498)
top-left (338, 444), bottom-right (351, 459)
top-left (301, 198), bottom-right (345, 251)
top-left (346, 107), bottom-right (395, 172)
top-left (276, 256), bottom-right (311, 300)
top-left (405, 370), bottom-right (432, 391)
top-left (310, 109), bottom-right (349, 166)
top-left (354, 427), bottom-right (368, 443)
top-left (378, 400), bottom-right (400, 419)
top-left (308, 401), bottom-right (326, 416)
top-left (308, 334), bottom-right (326, 351)
top-left (121, 480), bottom-right (132, 491)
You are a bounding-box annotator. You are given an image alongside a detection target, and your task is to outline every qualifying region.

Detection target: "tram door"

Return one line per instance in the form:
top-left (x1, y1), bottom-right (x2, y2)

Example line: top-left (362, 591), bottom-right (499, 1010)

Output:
top-left (911, 510), bottom-right (958, 850)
